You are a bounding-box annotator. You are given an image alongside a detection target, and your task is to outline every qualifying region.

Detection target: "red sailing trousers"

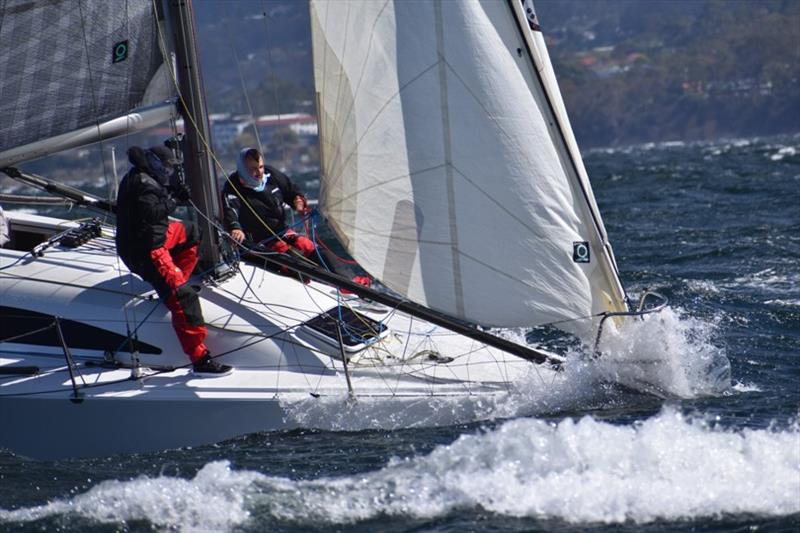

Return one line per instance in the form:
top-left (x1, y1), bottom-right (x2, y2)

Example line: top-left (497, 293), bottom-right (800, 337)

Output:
top-left (149, 221), bottom-right (208, 362)
top-left (265, 229), bottom-right (316, 258)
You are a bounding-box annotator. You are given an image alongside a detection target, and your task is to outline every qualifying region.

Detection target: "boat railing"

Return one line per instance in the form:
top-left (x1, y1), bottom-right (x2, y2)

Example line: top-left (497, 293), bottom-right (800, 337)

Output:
top-left (593, 289), bottom-right (669, 357)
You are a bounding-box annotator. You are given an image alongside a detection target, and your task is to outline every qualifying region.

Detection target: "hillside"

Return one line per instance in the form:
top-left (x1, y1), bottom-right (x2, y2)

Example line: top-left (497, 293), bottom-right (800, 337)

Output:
top-left (194, 0), bottom-right (800, 148)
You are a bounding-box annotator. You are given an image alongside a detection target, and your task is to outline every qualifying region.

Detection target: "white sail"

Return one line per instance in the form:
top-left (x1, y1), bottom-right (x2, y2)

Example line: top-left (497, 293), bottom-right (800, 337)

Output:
top-left (0, 0), bottom-right (173, 164)
top-left (311, 0), bottom-right (627, 336)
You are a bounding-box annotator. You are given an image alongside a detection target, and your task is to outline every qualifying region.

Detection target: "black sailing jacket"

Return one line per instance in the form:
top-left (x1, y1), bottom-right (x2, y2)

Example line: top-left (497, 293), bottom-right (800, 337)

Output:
top-left (115, 147), bottom-right (177, 269)
top-left (221, 165), bottom-right (303, 243)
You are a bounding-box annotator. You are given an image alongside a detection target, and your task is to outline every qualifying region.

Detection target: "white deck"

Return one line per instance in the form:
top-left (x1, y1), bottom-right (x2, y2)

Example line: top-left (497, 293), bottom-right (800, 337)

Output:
top-left (0, 212), bottom-right (558, 458)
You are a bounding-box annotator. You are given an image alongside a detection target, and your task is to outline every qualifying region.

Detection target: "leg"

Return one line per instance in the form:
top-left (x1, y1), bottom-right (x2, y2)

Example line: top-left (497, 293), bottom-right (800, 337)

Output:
top-left (164, 285), bottom-right (208, 362)
top-left (147, 241), bottom-right (208, 362)
top-left (164, 221), bottom-right (199, 284)
top-left (291, 235), bottom-right (317, 259)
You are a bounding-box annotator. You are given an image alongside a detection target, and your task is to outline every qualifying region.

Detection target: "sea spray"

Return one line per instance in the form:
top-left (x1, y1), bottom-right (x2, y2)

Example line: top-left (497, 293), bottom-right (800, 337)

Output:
top-left (279, 307), bottom-right (731, 432)
top-left (594, 306), bottom-right (731, 398)
top-left (0, 461), bottom-right (260, 532)
top-left (3, 409), bottom-right (796, 529)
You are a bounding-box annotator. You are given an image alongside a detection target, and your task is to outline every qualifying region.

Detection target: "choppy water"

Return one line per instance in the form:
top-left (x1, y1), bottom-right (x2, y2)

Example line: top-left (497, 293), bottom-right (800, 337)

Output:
top-left (1, 134), bottom-right (798, 532)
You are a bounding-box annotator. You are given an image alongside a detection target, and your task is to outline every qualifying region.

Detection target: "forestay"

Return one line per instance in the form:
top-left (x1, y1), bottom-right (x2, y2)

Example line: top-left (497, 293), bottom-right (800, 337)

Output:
top-left (311, 0), bottom-right (627, 337)
top-left (0, 0), bottom-right (173, 166)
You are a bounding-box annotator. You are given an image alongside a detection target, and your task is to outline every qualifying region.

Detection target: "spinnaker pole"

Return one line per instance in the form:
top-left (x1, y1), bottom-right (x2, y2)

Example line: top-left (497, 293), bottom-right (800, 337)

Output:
top-left (247, 246), bottom-right (565, 368)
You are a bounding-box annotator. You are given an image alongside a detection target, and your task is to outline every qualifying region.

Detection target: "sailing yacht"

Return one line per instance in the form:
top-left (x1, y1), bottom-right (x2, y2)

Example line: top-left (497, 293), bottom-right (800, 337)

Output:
top-left (0, 0), bottom-right (665, 459)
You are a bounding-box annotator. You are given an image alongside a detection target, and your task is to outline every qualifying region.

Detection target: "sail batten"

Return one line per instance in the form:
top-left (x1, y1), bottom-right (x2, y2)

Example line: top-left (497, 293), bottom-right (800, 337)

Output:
top-left (311, 0), bottom-right (626, 337)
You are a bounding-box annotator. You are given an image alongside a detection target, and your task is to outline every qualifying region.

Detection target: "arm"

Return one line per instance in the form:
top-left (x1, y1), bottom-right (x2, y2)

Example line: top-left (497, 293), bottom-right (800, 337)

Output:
top-left (269, 166), bottom-right (308, 214)
top-left (137, 175), bottom-right (176, 228)
top-left (221, 178), bottom-right (246, 243)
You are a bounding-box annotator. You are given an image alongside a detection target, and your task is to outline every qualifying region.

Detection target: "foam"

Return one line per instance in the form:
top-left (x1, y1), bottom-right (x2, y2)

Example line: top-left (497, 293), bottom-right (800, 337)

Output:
top-left (733, 269), bottom-right (800, 295)
top-left (0, 461), bottom-right (260, 532)
top-left (2, 409), bottom-right (796, 529)
top-left (732, 380), bottom-right (762, 393)
top-left (594, 306), bottom-right (731, 398)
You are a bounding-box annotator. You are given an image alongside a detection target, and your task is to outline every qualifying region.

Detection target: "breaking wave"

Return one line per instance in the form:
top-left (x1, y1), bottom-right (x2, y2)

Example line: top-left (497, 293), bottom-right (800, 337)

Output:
top-left (2, 408), bottom-right (797, 531)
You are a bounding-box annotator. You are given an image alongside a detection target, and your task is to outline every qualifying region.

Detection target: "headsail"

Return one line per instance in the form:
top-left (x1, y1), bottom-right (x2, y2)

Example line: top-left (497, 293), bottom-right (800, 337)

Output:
top-left (311, 0), bottom-right (627, 337)
top-left (0, 0), bottom-right (174, 166)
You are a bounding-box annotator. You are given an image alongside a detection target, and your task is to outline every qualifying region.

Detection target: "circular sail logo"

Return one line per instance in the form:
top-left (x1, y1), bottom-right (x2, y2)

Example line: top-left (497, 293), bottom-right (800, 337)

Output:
top-left (112, 40), bottom-right (129, 63)
top-left (573, 241), bottom-right (590, 263)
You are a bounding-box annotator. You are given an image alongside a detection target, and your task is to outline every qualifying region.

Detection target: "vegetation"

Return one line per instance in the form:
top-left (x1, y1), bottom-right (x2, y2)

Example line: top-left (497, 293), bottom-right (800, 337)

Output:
top-left (536, 0), bottom-right (800, 146)
top-left (196, 0), bottom-right (799, 147)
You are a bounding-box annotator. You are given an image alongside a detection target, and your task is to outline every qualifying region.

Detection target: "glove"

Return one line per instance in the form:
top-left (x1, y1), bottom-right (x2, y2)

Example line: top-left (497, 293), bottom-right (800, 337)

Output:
top-left (171, 182), bottom-right (192, 204)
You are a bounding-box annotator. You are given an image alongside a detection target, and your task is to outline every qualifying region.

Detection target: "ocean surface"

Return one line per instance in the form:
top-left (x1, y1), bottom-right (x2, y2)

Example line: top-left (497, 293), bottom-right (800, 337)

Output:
top-left (1, 134), bottom-right (798, 532)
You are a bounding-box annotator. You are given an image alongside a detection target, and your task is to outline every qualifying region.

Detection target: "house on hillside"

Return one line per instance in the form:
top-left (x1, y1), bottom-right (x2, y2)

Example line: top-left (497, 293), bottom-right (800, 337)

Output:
top-left (255, 113), bottom-right (318, 144)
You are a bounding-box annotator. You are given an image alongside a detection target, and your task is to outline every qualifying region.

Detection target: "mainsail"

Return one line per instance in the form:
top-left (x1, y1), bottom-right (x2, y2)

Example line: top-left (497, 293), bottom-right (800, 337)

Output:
top-left (0, 0), bottom-right (174, 167)
top-left (311, 0), bottom-right (627, 337)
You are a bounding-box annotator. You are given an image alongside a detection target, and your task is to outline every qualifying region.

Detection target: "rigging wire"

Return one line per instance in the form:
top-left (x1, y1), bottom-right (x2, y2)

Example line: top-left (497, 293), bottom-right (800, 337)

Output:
top-left (229, 1), bottom-right (264, 152)
top-left (4, 2), bottom-right (593, 398)
top-left (258, 0), bottom-right (288, 163)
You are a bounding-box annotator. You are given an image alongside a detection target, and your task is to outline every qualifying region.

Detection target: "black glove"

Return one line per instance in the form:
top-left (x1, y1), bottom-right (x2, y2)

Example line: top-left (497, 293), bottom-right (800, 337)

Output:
top-left (171, 182), bottom-right (192, 204)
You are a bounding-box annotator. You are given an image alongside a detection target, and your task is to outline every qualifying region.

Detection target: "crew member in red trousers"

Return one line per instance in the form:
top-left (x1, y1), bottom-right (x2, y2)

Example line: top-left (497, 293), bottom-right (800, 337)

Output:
top-left (116, 145), bottom-right (231, 375)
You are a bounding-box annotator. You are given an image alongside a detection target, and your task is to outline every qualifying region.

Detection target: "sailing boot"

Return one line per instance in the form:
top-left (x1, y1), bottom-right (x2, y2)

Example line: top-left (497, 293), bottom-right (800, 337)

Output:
top-left (192, 351), bottom-right (233, 376)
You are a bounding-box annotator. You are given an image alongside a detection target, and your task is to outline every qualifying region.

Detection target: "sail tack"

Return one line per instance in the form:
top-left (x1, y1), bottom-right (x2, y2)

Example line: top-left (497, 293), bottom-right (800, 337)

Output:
top-left (311, 0), bottom-right (627, 335)
top-left (0, 0), bottom-right (172, 164)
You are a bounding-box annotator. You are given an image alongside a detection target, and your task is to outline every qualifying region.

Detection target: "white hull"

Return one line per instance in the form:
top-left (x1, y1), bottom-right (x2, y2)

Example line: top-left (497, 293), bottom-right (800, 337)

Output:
top-left (0, 212), bottom-right (556, 459)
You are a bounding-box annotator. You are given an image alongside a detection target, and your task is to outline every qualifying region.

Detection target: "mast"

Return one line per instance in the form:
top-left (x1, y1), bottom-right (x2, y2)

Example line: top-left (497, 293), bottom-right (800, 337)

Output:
top-left (163, 0), bottom-right (220, 267)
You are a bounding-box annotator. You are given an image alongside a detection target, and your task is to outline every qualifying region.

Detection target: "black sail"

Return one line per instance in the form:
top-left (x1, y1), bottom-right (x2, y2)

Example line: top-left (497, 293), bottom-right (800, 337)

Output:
top-left (0, 0), bottom-right (168, 156)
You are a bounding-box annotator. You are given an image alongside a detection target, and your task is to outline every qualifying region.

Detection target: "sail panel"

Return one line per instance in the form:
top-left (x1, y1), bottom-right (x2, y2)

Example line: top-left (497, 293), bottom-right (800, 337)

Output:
top-left (0, 0), bottom-right (170, 158)
top-left (514, 2), bottom-right (628, 317)
top-left (312, 0), bottom-right (625, 336)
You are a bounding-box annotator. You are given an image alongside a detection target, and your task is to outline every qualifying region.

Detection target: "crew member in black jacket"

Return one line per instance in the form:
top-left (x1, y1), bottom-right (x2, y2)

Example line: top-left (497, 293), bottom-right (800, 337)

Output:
top-left (116, 145), bottom-right (231, 375)
top-left (222, 147), bottom-right (316, 258)
top-left (222, 147), bottom-right (372, 290)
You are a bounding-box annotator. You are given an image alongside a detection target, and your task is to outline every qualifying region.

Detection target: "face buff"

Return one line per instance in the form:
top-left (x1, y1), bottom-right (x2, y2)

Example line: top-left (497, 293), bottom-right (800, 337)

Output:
top-left (145, 149), bottom-right (174, 186)
top-left (236, 149), bottom-right (269, 192)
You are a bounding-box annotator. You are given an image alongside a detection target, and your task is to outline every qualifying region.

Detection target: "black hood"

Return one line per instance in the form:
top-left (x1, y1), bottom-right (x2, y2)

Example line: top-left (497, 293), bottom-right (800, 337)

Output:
top-left (127, 146), bottom-right (174, 186)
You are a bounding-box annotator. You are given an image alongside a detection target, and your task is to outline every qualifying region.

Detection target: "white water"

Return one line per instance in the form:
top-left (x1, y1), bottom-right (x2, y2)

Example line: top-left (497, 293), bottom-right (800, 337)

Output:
top-left (278, 306), bottom-right (730, 433)
top-left (594, 307), bottom-right (730, 398)
top-left (688, 270), bottom-right (800, 308)
top-left (2, 408), bottom-right (797, 531)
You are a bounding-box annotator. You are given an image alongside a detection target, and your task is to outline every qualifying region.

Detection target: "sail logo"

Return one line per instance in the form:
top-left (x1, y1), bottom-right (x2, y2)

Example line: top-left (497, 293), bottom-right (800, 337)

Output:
top-left (573, 241), bottom-right (590, 263)
top-left (112, 41), bottom-right (129, 63)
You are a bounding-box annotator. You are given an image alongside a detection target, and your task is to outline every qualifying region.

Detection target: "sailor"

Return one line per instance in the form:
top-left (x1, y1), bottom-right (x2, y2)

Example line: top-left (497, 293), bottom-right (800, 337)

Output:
top-left (222, 147), bottom-right (315, 258)
top-left (116, 145), bottom-right (231, 375)
top-left (222, 147), bottom-right (371, 290)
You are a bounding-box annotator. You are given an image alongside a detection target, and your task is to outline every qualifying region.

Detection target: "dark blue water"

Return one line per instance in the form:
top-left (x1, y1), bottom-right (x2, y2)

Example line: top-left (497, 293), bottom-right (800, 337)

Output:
top-left (1, 135), bottom-right (798, 532)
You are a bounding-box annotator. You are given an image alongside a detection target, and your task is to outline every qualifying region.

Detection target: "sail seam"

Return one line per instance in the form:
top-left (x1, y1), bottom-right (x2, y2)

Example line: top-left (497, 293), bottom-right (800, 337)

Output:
top-left (324, 62), bottom-right (439, 193)
top-left (435, 0), bottom-right (465, 318)
top-left (319, 0), bottom-right (390, 188)
top-left (323, 163), bottom-right (447, 211)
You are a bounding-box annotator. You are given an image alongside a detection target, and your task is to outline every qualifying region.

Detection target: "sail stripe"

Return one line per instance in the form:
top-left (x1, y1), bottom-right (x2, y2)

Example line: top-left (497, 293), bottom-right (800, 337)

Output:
top-left (435, 0), bottom-right (465, 318)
